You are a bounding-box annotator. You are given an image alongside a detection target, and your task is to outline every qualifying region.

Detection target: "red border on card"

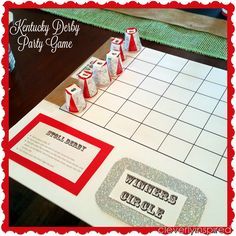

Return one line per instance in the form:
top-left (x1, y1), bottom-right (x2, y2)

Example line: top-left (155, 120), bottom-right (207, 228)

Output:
top-left (1, 1), bottom-right (234, 235)
top-left (8, 113), bottom-right (114, 196)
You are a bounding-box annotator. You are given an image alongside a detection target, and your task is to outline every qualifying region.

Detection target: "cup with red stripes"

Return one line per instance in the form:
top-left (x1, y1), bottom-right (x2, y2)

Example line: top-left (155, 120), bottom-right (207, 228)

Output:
top-left (65, 84), bottom-right (86, 113)
top-left (110, 37), bottom-right (126, 61)
top-left (93, 59), bottom-right (111, 87)
top-left (221, 8), bottom-right (227, 17)
top-left (106, 51), bottom-right (123, 78)
top-left (124, 27), bottom-right (142, 52)
top-left (77, 70), bottom-right (97, 98)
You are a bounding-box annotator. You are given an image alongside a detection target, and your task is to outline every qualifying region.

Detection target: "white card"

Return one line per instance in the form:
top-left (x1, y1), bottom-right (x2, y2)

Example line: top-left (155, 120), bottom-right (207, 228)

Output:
top-left (11, 122), bottom-right (100, 183)
top-left (109, 170), bottom-right (187, 226)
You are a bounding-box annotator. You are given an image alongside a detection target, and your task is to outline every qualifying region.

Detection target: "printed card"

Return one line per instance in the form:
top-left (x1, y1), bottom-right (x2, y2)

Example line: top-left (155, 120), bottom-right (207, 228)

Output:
top-left (9, 114), bottom-right (113, 195)
top-left (96, 158), bottom-right (207, 226)
top-left (109, 170), bottom-right (187, 226)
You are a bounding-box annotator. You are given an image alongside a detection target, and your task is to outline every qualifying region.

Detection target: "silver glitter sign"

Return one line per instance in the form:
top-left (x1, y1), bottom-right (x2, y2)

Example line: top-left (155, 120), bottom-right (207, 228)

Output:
top-left (95, 158), bottom-right (207, 226)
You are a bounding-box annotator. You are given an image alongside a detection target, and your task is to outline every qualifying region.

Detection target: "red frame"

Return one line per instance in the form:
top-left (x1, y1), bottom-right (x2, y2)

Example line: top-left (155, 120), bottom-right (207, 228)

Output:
top-left (1, 1), bottom-right (234, 234)
top-left (8, 113), bottom-right (114, 195)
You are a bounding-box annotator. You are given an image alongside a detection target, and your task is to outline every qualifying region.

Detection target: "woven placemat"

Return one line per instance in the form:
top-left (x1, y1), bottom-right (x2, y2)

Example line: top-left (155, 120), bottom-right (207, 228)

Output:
top-left (42, 8), bottom-right (227, 60)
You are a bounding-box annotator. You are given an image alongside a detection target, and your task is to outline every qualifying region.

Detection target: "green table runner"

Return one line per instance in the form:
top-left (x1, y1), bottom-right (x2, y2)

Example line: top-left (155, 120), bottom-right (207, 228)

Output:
top-left (42, 8), bottom-right (227, 60)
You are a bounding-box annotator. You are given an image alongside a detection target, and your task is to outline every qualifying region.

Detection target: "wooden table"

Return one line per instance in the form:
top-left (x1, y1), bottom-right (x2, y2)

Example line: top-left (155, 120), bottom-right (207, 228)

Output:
top-left (9, 9), bottom-right (226, 226)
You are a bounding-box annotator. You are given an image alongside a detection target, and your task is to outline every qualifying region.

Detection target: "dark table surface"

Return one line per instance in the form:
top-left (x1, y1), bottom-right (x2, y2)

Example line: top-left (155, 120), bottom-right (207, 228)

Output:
top-left (182, 8), bottom-right (226, 19)
top-left (9, 9), bottom-right (226, 226)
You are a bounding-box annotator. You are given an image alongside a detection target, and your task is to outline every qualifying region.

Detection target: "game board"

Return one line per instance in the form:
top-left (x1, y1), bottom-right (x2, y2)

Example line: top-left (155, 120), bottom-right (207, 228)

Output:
top-left (62, 47), bottom-right (227, 181)
top-left (9, 41), bottom-right (227, 226)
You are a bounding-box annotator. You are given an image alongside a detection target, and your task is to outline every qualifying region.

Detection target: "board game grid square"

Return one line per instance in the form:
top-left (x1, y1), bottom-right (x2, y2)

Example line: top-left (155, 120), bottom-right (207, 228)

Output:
top-left (205, 67), bottom-right (227, 86)
top-left (170, 120), bottom-right (202, 143)
top-left (158, 135), bottom-right (193, 161)
top-left (105, 114), bottom-right (140, 138)
top-left (136, 47), bottom-right (165, 64)
top-left (205, 115), bottom-right (226, 137)
top-left (198, 81), bottom-right (226, 99)
top-left (106, 80), bottom-right (136, 99)
top-left (118, 101), bottom-right (150, 122)
top-left (82, 104), bottom-right (114, 127)
top-left (117, 69), bottom-right (146, 87)
top-left (143, 110), bottom-right (176, 133)
top-left (185, 146), bottom-right (221, 174)
top-left (158, 53), bottom-right (188, 71)
top-left (139, 77), bottom-right (169, 95)
top-left (149, 65), bottom-right (178, 83)
top-left (131, 124), bottom-right (166, 150)
top-left (196, 130), bottom-right (226, 155)
top-left (172, 73), bottom-right (202, 91)
top-left (163, 84), bottom-right (195, 104)
top-left (181, 61), bottom-right (212, 79)
top-left (153, 97), bottom-right (186, 119)
top-left (180, 106), bottom-right (210, 128)
top-left (213, 101), bottom-right (227, 119)
top-left (189, 93), bottom-right (219, 113)
top-left (129, 88), bottom-right (160, 109)
top-left (95, 92), bottom-right (126, 112)
top-left (214, 158), bottom-right (227, 181)
top-left (127, 59), bottom-right (155, 75)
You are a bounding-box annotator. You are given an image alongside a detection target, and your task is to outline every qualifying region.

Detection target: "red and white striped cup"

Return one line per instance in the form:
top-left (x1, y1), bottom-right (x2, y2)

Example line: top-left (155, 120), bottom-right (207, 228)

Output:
top-left (65, 84), bottom-right (86, 113)
top-left (110, 37), bottom-right (126, 61)
top-left (221, 8), bottom-right (227, 17)
top-left (106, 51), bottom-right (123, 78)
top-left (124, 27), bottom-right (142, 52)
top-left (93, 59), bottom-right (111, 87)
top-left (77, 70), bottom-right (97, 98)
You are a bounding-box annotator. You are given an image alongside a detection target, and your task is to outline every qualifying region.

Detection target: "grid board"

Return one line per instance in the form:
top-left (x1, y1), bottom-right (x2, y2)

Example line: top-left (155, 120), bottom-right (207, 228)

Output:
top-left (61, 47), bottom-right (227, 182)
